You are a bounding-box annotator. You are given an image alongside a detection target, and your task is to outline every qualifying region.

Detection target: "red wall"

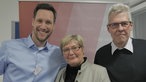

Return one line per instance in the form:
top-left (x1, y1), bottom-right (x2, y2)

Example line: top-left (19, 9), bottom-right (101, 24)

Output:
top-left (19, 1), bottom-right (107, 62)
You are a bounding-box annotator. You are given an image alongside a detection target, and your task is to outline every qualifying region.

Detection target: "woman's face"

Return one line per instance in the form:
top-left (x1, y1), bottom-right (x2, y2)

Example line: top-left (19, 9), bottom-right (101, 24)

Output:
top-left (62, 40), bottom-right (84, 67)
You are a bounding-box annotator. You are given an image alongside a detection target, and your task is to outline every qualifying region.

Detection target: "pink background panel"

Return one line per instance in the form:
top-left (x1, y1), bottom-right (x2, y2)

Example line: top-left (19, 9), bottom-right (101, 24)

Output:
top-left (19, 1), bottom-right (107, 62)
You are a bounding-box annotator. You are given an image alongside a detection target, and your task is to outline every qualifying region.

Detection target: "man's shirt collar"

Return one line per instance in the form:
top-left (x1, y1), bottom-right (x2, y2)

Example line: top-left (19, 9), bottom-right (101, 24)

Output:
top-left (111, 38), bottom-right (133, 55)
top-left (25, 35), bottom-right (49, 51)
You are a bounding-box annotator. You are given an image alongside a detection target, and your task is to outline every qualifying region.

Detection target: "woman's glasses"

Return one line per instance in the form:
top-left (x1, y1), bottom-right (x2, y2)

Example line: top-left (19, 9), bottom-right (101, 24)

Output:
top-left (63, 46), bottom-right (81, 54)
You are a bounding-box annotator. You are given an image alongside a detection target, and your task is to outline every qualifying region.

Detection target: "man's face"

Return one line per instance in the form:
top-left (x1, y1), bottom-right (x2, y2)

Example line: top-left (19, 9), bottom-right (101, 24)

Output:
top-left (32, 9), bottom-right (54, 43)
top-left (107, 12), bottom-right (133, 47)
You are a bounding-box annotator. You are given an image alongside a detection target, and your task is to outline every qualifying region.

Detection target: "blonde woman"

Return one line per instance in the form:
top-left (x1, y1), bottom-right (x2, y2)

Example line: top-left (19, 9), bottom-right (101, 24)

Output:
top-left (55, 35), bottom-right (110, 82)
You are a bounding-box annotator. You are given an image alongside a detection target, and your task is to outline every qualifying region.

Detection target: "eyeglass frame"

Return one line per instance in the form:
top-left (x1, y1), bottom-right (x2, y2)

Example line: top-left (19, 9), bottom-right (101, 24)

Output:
top-left (107, 21), bottom-right (132, 29)
top-left (62, 46), bottom-right (81, 54)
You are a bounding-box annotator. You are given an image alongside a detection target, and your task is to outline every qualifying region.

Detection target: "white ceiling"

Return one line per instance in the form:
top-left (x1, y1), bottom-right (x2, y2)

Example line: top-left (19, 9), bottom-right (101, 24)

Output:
top-left (20, 0), bottom-right (146, 9)
top-left (86, 0), bottom-right (146, 7)
top-left (101, 0), bottom-right (146, 13)
top-left (118, 0), bottom-right (145, 7)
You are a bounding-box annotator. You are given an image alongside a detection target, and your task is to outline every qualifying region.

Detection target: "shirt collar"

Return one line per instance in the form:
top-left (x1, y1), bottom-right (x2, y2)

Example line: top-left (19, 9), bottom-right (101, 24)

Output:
top-left (25, 35), bottom-right (49, 51)
top-left (111, 38), bottom-right (133, 55)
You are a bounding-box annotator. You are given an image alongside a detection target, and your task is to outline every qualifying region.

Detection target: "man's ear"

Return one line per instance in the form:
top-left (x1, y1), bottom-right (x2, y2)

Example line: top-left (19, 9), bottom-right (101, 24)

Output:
top-left (130, 22), bottom-right (133, 31)
top-left (107, 26), bottom-right (110, 33)
top-left (32, 18), bottom-right (35, 27)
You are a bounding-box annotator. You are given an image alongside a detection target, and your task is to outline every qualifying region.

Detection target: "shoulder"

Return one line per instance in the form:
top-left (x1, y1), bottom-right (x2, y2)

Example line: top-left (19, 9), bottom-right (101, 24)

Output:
top-left (55, 67), bottom-right (66, 82)
top-left (84, 61), bottom-right (107, 72)
top-left (1, 38), bottom-right (26, 47)
top-left (46, 43), bottom-right (62, 54)
top-left (95, 42), bottom-right (111, 56)
top-left (83, 62), bottom-right (110, 82)
top-left (58, 67), bottom-right (66, 73)
top-left (132, 38), bottom-right (146, 46)
top-left (47, 43), bottom-right (66, 64)
top-left (47, 43), bottom-right (60, 50)
top-left (90, 63), bottom-right (107, 71)
top-left (98, 43), bottom-right (111, 51)
top-left (85, 62), bottom-right (109, 77)
top-left (0, 38), bottom-right (27, 56)
top-left (133, 38), bottom-right (146, 43)
top-left (56, 67), bottom-right (66, 77)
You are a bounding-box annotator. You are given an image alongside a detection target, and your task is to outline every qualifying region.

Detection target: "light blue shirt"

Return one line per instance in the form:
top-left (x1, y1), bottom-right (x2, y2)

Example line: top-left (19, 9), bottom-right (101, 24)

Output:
top-left (0, 36), bottom-right (66, 82)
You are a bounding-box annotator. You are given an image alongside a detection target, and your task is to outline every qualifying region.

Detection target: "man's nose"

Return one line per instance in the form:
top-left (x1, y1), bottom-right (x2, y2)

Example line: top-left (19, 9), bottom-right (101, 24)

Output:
top-left (118, 24), bottom-right (124, 30)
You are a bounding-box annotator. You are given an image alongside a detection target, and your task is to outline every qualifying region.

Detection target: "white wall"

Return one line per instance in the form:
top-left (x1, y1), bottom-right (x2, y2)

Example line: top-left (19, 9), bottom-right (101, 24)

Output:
top-left (0, 0), bottom-right (19, 44)
top-left (0, 0), bottom-right (18, 81)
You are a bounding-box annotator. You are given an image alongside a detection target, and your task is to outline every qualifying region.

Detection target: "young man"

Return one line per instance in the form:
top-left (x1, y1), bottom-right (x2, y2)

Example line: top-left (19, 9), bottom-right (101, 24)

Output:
top-left (0, 3), bottom-right (66, 82)
top-left (94, 3), bottom-right (146, 82)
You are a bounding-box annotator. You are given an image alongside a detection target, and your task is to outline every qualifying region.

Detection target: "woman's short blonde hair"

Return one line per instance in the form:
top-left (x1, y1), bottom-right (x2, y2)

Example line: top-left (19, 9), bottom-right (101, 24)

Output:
top-left (60, 35), bottom-right (84, 51)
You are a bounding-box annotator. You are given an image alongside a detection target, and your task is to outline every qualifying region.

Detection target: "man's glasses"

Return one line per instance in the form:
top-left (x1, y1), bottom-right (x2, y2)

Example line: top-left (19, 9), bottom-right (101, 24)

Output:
top-left (63, 46), bottom-right (81, 54)
top-left (107, 21), bottom-right (132, 29)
